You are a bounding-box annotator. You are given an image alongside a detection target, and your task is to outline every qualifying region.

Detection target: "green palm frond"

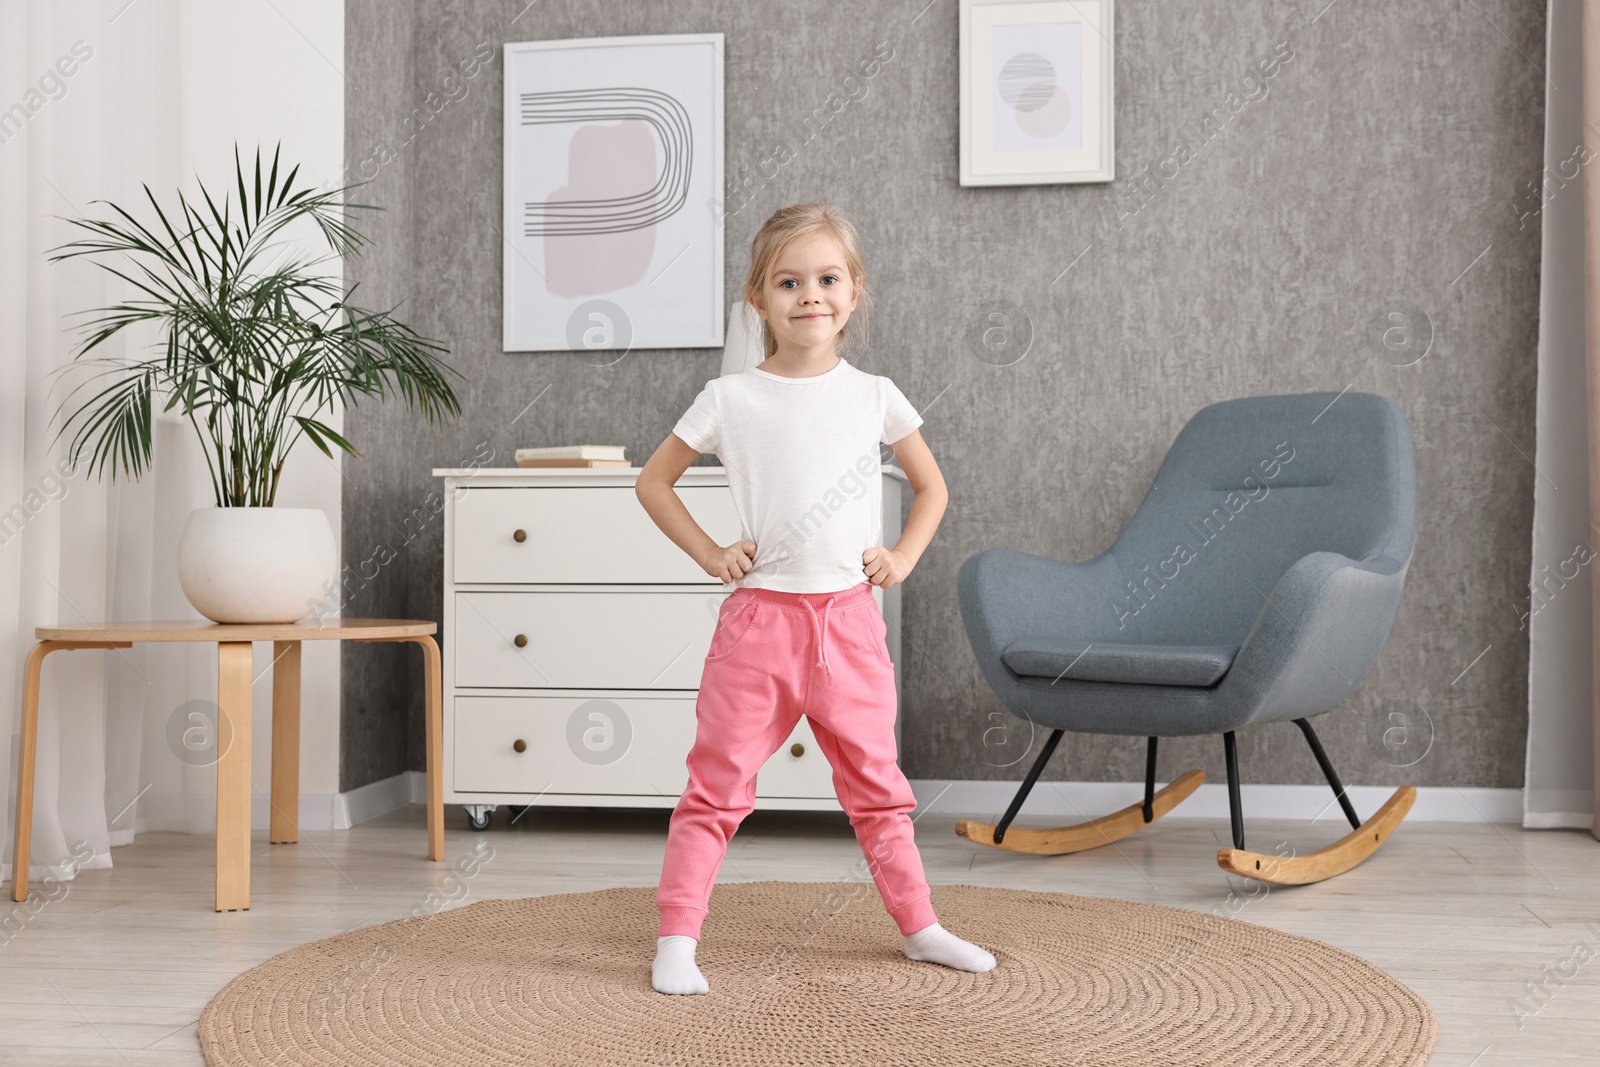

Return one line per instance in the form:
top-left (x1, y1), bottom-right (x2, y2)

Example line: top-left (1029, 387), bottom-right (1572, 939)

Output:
top-left (46, 141), bottom-right (463, 507)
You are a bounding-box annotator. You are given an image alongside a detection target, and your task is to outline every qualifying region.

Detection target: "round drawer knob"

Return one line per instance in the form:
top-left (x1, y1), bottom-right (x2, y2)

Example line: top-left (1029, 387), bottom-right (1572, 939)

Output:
top-left (513, 738), bottom-right (527, 754)
top-left (512, 528), bottom-right (527, 543)
top-left (514, 633), bottom-right (528, 648)
top-left (790, 743), bottom-right (805, 757)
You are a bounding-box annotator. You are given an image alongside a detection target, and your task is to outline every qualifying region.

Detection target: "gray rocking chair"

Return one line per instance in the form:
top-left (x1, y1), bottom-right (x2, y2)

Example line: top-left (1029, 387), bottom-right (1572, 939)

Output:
top-left (955, 391), bottom-right (1417, 884)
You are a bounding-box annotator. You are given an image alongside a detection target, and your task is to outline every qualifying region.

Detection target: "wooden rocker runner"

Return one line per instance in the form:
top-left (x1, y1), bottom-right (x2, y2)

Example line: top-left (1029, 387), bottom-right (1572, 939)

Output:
top-left (951, 392), bottom-right (1422, 885)
top-left (955, 722), bottom-right (1416, 886)
top-left (1213, 721), bottom-right (1417, 885)
top-left (956, 733), bottom-right (1205, 855)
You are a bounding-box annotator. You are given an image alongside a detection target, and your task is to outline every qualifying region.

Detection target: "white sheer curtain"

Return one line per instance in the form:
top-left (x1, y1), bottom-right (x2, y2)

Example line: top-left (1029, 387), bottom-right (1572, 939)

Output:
top-left (2, 0), bottom-right (347, 888)
top-left (0, 0), bottom-right (193, 886)
top-left (1524, 0), bottom-right (1594, 831)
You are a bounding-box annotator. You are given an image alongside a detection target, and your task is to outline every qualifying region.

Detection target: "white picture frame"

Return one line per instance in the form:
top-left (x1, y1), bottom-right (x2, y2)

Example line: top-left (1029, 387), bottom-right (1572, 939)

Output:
top-left (502, 33), bottom-right (725, 352)
top-left (959, 0), bottom-right (1115, 186)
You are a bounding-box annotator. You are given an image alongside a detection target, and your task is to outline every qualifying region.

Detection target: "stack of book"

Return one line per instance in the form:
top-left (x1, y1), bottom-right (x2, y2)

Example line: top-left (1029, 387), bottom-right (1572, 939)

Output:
top-left (515, 445), bottom-right (632, 469)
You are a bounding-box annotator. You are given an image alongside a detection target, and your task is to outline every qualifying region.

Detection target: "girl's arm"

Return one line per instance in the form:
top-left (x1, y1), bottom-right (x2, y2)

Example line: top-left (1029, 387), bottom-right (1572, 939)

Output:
top-left (635, 433), bottom-right (757, 584)
top-left (889, 429), bottom-right (948, 567)
top-left (864, 429), bottom-right (948, 587)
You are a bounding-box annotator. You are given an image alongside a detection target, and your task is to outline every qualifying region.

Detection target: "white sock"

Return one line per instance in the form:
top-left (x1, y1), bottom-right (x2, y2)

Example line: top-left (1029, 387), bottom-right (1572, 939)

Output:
top-left (902, 921), bottom-right (997, 973)
top-left (652, 934), bottom-right (709, 995)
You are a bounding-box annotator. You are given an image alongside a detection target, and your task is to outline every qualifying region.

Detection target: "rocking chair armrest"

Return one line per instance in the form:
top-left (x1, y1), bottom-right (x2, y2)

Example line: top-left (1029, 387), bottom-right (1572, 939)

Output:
top-left (1223, 550), bottom-right (1411, 722)
top-left (956, 547), bottom-right (1128, 657)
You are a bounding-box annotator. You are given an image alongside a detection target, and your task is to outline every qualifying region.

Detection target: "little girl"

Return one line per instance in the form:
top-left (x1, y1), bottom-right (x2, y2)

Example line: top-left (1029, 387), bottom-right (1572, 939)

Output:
top-left (634, 201), bottom-right (997, 995)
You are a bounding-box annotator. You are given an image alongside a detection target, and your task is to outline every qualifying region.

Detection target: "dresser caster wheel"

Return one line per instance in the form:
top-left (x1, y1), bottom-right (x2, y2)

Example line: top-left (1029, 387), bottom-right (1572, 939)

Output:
top-left (465, 804), bottom-right (496, 831)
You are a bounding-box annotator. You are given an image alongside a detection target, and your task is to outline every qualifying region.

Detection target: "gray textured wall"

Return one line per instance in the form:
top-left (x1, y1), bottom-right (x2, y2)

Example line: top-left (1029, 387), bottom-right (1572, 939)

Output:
top-left (341, 0), bottom-right (1544, 795)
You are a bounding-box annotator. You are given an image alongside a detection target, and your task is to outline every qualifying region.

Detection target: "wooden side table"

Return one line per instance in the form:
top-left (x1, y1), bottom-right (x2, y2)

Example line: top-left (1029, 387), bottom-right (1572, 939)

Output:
top-left (9, 618), bottom-right (443, 911)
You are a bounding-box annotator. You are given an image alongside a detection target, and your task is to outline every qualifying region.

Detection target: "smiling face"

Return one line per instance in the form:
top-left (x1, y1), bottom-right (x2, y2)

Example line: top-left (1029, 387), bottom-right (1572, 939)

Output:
top-left (749, 229), bottom-right (860, 360)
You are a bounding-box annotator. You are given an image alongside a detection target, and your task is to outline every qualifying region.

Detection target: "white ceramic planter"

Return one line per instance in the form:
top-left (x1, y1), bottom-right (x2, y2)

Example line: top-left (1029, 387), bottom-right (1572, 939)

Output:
top-left (177, 506), bottom-right (337, 624)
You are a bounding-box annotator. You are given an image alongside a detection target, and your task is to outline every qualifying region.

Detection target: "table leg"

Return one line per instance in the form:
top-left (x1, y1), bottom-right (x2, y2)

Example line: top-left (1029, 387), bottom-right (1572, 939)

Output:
top-left (10, 643), bottom-right (50, 903)
top-left (10, 641), bottom-right (127, 904)
top-left (215, 641), bottom-right (253, 911)
top-left (269, 641), bottom-right (301, 844)
top-left (352, 634), bottom-right (446, 862)
top-left (417, 635), bottom-right (444, 862)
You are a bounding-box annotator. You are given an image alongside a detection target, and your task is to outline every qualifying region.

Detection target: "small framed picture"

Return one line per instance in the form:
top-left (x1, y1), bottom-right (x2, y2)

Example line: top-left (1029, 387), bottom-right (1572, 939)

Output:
top-left (502, 33), bottom-right (725, 352)
top-left (959, 0), bottom-right (1115, 186)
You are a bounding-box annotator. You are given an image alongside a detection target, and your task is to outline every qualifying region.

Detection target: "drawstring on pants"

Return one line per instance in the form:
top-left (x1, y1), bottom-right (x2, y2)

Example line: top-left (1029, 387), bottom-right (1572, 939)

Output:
top-left (801, 595), bottom-right (838, 676)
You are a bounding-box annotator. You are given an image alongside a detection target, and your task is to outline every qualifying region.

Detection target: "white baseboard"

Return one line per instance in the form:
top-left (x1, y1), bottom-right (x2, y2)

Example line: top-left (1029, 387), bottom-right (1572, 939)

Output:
top-left (908, 779), bottom-right (1526, 824)
top-left (131, 791), bottom-right (343, 834)
top-left (125, 776), bottom-right (1531, 834)
top-left (333, 770), bottom-right (428, 829)
top-left (124, 773), bottom-right (429, 834)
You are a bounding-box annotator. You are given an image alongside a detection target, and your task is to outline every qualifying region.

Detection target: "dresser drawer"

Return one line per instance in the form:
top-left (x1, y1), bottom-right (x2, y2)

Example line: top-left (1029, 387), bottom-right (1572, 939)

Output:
top-left (453, 486), bottom-right (741, 584)
top-left (455, 590), bottom-right (723, 689)
top-left (453, 694), bottom-right (835, 797)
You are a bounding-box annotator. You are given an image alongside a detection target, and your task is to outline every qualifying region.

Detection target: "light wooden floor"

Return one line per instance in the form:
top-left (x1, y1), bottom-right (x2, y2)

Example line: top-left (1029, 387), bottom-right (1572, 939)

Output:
top-left (0, 803), bottom-right (1596, 1065)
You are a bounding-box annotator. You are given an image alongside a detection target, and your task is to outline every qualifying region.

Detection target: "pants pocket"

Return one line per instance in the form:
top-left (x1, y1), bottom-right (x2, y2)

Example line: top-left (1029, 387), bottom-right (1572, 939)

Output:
top-left (705, 596), bottom-right (761, 661)
top-left (869, 604), bottom-right (894, 668)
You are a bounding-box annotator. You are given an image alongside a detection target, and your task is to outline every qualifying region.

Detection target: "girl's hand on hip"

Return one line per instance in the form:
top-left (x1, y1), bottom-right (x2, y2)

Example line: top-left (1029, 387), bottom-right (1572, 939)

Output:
top-left (862, 546), bottom-right (909, 588)
top-left (702, 541), bottom-right (757, 585)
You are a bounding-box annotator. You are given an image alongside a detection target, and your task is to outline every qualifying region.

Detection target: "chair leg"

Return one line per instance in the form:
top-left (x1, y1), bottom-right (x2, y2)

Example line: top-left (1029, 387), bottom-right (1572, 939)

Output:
top-left (1216, 720), bottom-right (1416, 885)
top-left (1223, 730), bottom-right (1244, 851)
top-left (1142, 737), bottom-right (1158, 823)
top-left (957, 733), bottom-right (1204, 856)
top-left (1295, 717), bottom-right (1362, 830)
top-left (991, 728), bottom-right (1064, 844)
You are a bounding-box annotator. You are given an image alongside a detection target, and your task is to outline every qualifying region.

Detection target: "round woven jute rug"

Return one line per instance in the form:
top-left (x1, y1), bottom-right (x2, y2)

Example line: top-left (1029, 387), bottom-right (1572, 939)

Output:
top-left (198, 881), bottom-right (1436, 1066)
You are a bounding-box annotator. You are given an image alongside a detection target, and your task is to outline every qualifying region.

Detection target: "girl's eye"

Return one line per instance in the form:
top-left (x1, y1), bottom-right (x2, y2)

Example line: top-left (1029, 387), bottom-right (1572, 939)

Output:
top-left (822, 275), bottom-right (839, 285)
top-left (779, 279), bottom-right (796, 289)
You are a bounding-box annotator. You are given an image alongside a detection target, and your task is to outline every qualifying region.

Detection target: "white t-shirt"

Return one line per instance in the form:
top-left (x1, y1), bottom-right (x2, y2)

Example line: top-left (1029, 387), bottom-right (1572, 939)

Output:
top-left (671, 358), bottom-right (924, 593)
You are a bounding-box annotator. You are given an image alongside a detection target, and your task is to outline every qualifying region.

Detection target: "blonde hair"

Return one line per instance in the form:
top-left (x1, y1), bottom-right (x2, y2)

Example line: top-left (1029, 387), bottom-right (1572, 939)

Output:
top-left (742, 201), bottom-right (871, 361)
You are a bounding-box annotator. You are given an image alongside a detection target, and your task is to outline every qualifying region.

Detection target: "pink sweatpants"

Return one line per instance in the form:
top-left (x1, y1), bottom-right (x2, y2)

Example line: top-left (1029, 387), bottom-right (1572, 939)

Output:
top-left (656, 579), bottom-right (940, 940)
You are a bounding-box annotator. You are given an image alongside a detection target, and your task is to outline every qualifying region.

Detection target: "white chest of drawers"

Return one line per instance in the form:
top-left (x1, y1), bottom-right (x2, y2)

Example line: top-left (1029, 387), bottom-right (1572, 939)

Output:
top-left (431, 466), bottom-right (908, 829)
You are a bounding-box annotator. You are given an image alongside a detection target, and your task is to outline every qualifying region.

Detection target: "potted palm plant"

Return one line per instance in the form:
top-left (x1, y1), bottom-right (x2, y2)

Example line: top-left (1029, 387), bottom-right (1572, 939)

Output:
top-left (46, 142), bottom-right (463, 624)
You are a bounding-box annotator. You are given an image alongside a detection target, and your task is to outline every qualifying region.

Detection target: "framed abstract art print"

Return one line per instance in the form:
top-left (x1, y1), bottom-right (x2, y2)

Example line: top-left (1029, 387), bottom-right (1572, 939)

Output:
top-left (959, 0), bottom-right (1115, 185)
top-left (502, 34), bottom-right (725, 352)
